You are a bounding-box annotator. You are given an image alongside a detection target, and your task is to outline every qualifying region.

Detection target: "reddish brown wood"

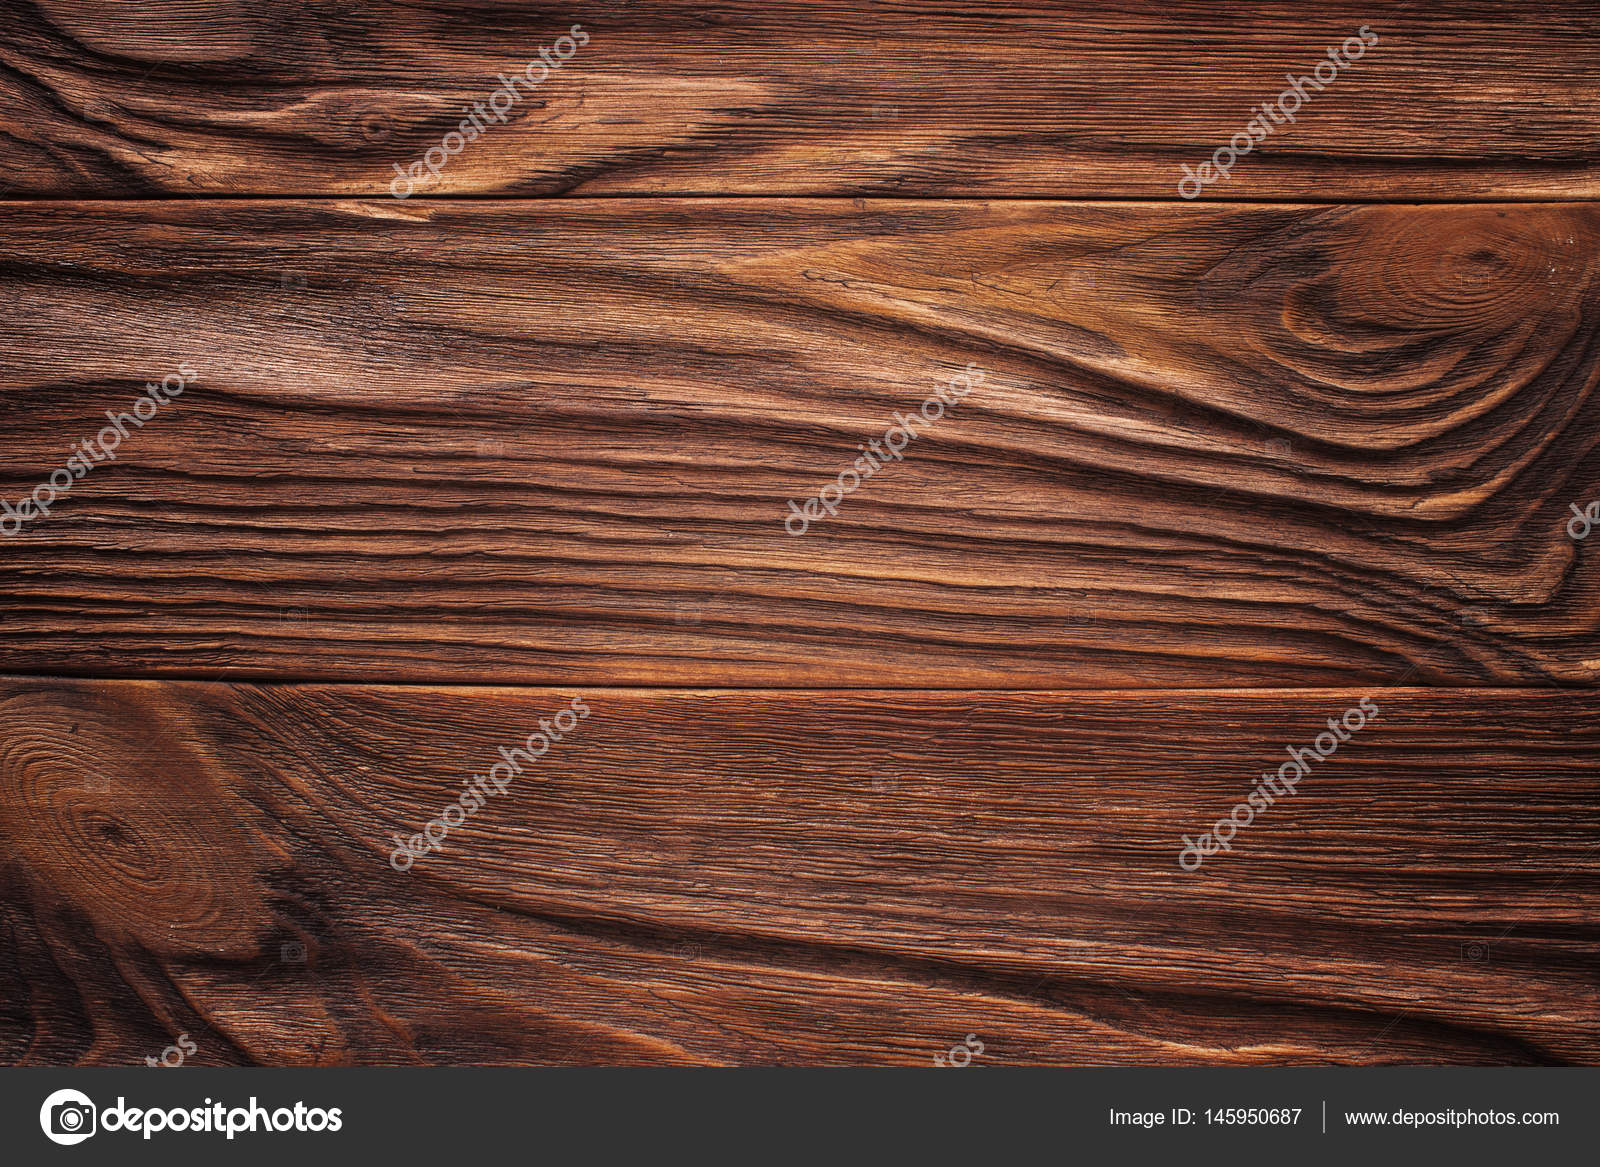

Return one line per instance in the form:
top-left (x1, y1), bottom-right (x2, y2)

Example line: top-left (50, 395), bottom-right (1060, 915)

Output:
top-left (2, 681), bottom-right (1595, 1065)
top-left (0, 2), bottom-right (1596, 199)
top-left (1, 201), bottom-right (1597, 686)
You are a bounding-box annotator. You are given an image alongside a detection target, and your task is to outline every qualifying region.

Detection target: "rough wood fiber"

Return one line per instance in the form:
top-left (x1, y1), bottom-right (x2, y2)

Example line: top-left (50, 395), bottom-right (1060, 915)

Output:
top-left (1, 680), bottom-right (1595, 1066)
top-left (0, 2), bottom-right (1597, 199)
top-left (3, 2), bottom-right (1598, 1075)
top-left (0, 200), bottom-right (1597, 686)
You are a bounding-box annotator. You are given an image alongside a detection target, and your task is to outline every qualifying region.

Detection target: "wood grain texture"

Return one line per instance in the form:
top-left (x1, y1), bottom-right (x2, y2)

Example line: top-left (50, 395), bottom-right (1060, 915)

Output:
top-left (1, 1), bottom-right (1598, 199)
top-left (5, 3), bottom-right (1598, 1075)
top-left (1, 679), bottom-right (1595, 1066)
top-left (1, 200), bottom-right (1598, 686)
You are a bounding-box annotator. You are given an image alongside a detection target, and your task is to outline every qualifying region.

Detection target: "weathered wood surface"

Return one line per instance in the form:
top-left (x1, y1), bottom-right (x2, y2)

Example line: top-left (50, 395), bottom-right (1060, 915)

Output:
top-left (4, 2), bottom-right (1597, 1073)
top-left (1, 200), bottom-right (1596, 686)
top-left (0, 2), bottom-right (1596, 199)
top-left (3, 681), bottom-right (1595, 1065)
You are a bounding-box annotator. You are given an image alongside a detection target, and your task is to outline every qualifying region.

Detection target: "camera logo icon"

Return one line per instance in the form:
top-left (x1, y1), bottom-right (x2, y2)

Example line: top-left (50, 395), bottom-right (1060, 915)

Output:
top-left (39, 1088), bottom-right (97, 1145)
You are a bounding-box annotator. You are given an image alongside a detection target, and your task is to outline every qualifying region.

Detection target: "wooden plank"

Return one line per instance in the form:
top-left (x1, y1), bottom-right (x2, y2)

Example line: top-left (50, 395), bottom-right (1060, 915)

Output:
top-left (2, 200), bottom-right (1597, 686)
top-left (0, 2), bottom-right (1597, 199)
top-left (2, 680), bottom-right (1595, 1065)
